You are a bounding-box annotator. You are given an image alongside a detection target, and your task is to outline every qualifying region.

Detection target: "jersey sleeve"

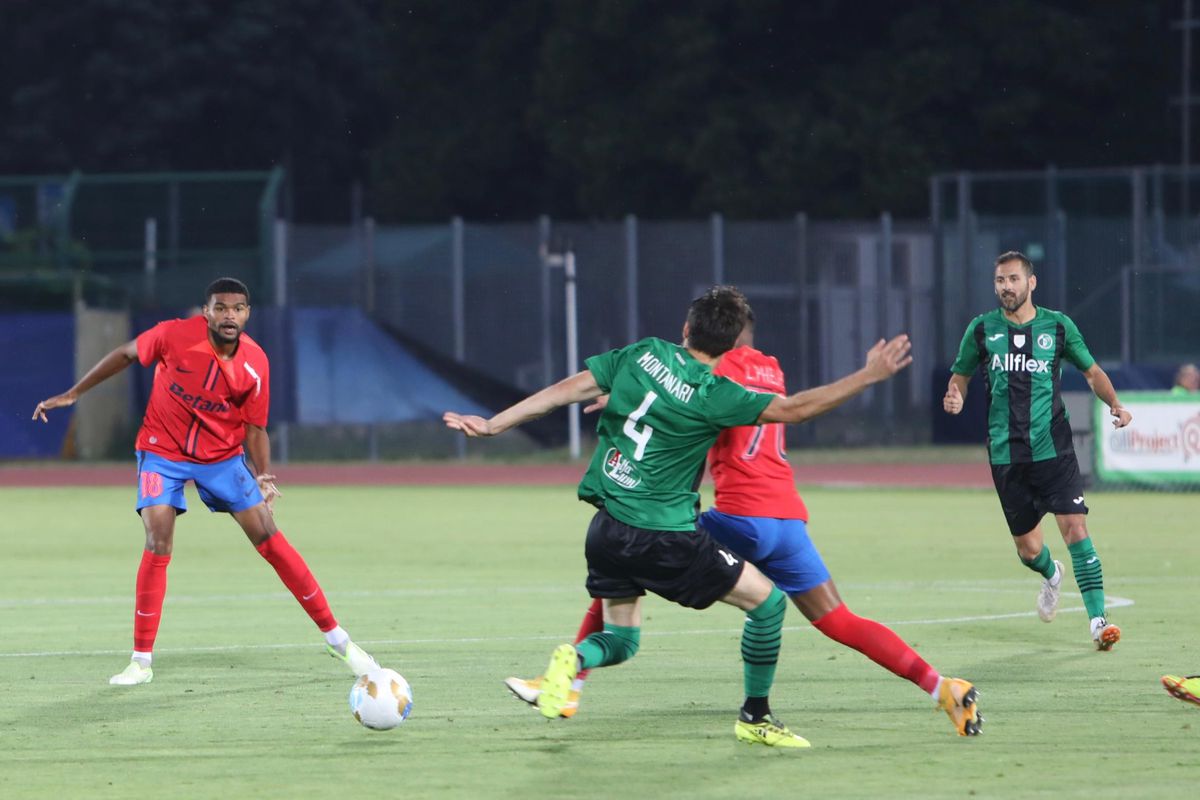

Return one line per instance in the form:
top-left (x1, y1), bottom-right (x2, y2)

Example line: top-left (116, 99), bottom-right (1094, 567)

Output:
top-left (240, 358), bottom-right (270, 427)
top-left (135, 320), bottom-right (174, 366)
top-left (703, 377), bottom-right (774, 428)
top-left (584, 343), bottom-right (633, 392)
top-left (950, 320), bottom-right (982, 375)
top-left (1061, 315), bottom-right (1096, 371)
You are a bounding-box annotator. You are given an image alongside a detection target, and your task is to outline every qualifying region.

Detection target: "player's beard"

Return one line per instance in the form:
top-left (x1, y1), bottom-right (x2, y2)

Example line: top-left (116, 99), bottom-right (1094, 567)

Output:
top-left (211, 322), bottom-right (241, 344)
top-left (998, 288), bottom-right (1028, 313)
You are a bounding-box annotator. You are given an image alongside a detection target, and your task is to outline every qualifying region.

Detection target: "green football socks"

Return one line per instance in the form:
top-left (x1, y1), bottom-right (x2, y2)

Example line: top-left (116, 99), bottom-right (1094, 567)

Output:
top-left (576, 623), bottom-right (641, 669)
top-left (742, 587), bottom-right (787, 699)
top-left (1021, 545), bottom-right (1058, 580)
top-left (1068, 537), bottom-right (1106, 619)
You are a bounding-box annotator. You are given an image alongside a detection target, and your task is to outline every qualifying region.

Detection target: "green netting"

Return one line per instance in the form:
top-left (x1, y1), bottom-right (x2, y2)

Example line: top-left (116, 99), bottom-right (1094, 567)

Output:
top-left (0, 169), bottom-right (282, 310)
top-left (933, 167), bottom-right (1200, 364)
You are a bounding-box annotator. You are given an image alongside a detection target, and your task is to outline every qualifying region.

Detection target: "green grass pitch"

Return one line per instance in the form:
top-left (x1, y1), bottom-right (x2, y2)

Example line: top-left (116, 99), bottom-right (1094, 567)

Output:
top-left (1, 484), bottom-right (1198, 798)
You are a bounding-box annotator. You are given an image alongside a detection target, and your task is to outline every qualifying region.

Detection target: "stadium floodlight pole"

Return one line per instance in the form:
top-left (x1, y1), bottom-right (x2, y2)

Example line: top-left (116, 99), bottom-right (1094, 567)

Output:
top-left (541, 243), bottom-right (582, 460)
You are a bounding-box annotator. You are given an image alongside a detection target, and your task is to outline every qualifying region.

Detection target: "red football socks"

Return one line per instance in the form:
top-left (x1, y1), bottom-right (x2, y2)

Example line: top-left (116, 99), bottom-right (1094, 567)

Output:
top-left (133, 550), bottom-right (171, 652)
top-left (812, 603), bottom-right (940, 694)
top-left (256, 532), bottom-right (337, 632)
top-left (574, 598), bottom-right (605, 681)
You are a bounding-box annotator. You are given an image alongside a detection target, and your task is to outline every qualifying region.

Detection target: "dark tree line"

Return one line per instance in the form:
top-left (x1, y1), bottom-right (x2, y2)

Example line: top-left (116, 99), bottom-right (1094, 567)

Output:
top-left (0, 1), bottom-right (1178, 222)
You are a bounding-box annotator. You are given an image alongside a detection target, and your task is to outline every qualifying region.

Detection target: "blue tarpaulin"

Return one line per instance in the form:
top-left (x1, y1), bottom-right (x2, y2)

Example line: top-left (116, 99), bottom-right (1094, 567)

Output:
top-left (0, 313), bottom-right (74, 457)
top-left (292, 307), bottom-right (490, 424)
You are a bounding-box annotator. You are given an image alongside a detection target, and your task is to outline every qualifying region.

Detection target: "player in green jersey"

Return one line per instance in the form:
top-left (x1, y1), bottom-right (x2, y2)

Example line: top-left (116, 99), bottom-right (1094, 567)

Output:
top-left (444, 286), bottom-right (932, 747)
top-left (943, 251), bottom-right (1132, 650)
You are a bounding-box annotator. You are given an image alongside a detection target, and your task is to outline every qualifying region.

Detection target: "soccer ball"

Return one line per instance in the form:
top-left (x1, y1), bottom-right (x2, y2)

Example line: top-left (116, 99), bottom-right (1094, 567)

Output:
top-left (349, 668), bottom-right (413, 730)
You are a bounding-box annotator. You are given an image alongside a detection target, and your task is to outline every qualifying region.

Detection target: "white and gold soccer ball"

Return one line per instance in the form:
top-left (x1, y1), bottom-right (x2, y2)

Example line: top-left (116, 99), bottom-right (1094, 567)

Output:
top-left (349, 667), bottom-right (413, 730)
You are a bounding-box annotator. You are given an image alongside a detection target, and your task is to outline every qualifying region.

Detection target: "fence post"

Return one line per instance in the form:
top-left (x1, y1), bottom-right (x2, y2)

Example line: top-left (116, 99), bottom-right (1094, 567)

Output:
top-left (272, 217), bottom-right (290, 465)
top-left (168, 180), bottom-right (180, 271)
top-left (711, 212), bottom-right (725, 284)
top-left (1120, 266), bottom-right (1133, 364)
top-left (539, 215), bottom-right (553, 386)
top-left (956, 171), bottom-right (971, 333)
top-left (273, 219), bottom-right (288, 307)
top-left (451, 216), bottom-right (465, 362)
top-left (930, 176), bottom-right (944, 356)
top-left (452, 216), bottom-right (466, 460)
top-left (1043, 165), bottom-right (1061, 307)
top-left (795, 212), bottom-right (811, 392)
top-left (1131, 169), bottom-right (1144, 275)
top-left (879, 212), bottom-right (894, 419)
top-left (1151, 163), bottom-right (1166, 252)
top-left (54, 171), bottom-right (82, 271)
top-left (625, 214), bottom-right (638, 343)
top-left (564, 249), bottom-right (581, 459)
top-left (143, 217), bottom-right (157, 303)
top-left (541, 243), bottom-right (582, 458)
top-left (363, 216), bottom-right (376, 316)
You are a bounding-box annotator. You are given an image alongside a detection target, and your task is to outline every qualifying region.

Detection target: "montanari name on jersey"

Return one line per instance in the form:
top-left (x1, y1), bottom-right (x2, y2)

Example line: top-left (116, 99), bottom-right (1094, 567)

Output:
top-left (636, 350), bottom-right (696, 403)
top-left (577, 337), bottom-right (773, 531)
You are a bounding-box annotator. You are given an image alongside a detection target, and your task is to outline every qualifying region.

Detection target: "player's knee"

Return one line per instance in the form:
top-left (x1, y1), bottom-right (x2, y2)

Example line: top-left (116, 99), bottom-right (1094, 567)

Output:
top-left (1014, 537), bottom-right (1042, 561)
top-left (245, 526), bottom-right (277, 547)
top-left (143, 536), bottom-right (172, 555)
top-left (1062, 523), bottom-right (1089, 542)
top-left (237, 507), bottom-right (277, 545)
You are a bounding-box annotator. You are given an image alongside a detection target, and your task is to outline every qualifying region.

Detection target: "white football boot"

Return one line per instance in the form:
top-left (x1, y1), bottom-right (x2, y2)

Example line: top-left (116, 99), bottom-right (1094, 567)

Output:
top-left (327, 640), bottom-right (381, 677)
top-left (1036, 560), bottom-right (1063, 622)
top-left (109, 660), bottom-right (153, 686)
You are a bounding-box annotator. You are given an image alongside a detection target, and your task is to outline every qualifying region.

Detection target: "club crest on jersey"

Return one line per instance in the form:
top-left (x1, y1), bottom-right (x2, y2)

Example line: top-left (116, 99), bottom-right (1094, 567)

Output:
top-left (990, 353), bottom-right (1050, 374)
top-left (1013, 334), bottom-right (1026, 348)
top-left (602, 447), bottom-right (642, 489)
top-left (1037, 333), bottom-right (1053, 349)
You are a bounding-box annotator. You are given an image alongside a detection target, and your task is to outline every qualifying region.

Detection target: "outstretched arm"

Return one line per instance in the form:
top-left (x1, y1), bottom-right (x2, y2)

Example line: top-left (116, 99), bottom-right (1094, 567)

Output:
top-left (444, 370), bottom-right (602, 437)
top-left (757, 334), bottom-right (912, 425)
top-left (32, 339), bottom-right (139, 422)
top-left (1082, 363), bottom-right (1132, 428)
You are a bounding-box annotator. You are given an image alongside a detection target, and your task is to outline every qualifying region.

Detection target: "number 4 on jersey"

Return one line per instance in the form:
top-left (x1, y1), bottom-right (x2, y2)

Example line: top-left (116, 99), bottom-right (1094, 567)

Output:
top-left (623, 390), bottom-right (658, 460)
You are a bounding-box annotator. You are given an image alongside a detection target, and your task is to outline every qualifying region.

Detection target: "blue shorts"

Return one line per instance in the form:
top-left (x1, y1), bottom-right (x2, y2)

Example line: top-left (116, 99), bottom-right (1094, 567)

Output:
top-left (698, 509), bottom-right (830, 595)
top-left (135, 450), bottom-right (264, 515)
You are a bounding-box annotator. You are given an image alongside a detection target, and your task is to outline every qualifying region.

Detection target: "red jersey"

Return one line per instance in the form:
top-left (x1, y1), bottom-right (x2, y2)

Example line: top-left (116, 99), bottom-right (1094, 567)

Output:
top-left (709, 346), bottom-right (808, 520)
top-left (135, 316), bottom-right (270, 464)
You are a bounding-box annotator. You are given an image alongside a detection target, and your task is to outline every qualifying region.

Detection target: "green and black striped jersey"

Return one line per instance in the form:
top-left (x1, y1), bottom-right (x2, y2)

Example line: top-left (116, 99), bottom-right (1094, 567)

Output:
top-left (951, 306), bottom-right (1095, 465)
top-left (579, 337), bottom-right (773, 531)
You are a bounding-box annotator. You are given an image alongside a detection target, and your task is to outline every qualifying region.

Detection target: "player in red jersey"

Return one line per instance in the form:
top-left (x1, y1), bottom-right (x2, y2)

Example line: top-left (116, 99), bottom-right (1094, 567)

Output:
top-left (508, 310), bottom-right (982, 737)
top-left (32, 278), bottom-right (379, 686)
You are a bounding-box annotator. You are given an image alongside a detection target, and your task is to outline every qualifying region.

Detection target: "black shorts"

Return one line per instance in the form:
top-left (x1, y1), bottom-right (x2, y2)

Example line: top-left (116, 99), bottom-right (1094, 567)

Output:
top-left (584, 508), bottom-right (746, 610)
top-left (991, 451), bottom-right (1088, 536)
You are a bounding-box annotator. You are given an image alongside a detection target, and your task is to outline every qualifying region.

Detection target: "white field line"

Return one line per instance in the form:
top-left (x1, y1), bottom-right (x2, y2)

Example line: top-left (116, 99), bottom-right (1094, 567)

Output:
top-left (0, 595), bottom-right (1134, 660)
top-left (0, 574), bottom-right (1187, 609)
